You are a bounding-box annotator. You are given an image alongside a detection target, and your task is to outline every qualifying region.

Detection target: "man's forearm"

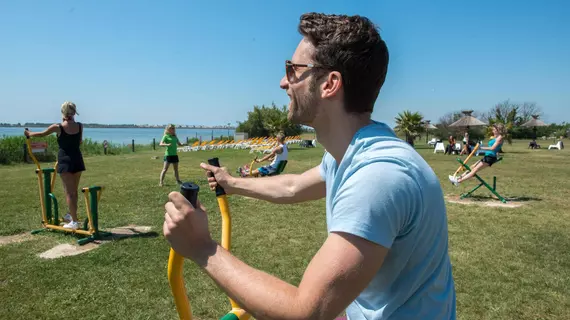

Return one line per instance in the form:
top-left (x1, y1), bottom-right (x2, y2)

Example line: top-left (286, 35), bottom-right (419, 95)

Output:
top-left (227, 174), bottom-right (298, 204)
top-left (197, 243), bottom-right (310, 320)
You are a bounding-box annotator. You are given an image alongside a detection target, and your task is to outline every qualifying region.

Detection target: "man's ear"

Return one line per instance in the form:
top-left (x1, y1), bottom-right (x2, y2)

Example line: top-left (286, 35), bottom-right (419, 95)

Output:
top-left (320, 71), bottom-right (342, 99)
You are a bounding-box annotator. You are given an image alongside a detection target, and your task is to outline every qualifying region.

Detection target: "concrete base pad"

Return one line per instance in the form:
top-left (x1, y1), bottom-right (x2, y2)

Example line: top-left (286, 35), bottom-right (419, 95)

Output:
top-left (0, 233), bottom-right (34, 247)
top-left (30, 225), bottom-right (156, 259)
top-left (445, 195), bottom-right (525, 208)
top-left (38, 243), bottom-right (99, 259)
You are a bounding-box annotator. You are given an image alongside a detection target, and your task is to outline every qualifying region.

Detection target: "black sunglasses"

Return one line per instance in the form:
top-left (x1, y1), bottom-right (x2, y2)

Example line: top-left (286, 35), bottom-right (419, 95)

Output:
top-left (285, 60), bottom-right (327, 82)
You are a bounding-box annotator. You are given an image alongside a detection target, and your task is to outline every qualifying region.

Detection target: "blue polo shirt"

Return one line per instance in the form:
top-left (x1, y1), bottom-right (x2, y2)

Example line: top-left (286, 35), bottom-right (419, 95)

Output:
top-left (319, 121), bottom-right (456, 319)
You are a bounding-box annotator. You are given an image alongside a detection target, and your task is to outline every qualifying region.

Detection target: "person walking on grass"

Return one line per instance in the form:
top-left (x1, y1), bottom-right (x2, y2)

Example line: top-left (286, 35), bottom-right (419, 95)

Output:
top-left (24, 101), bottom-right (85, 229)
top-left (159, 124), bottom-right (184, 186)
top-left (164, 12), bottom-right (456, 320)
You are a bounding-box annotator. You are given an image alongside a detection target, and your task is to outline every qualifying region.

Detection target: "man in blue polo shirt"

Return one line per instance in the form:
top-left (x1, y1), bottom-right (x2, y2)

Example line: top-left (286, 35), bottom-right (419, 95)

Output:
top-left (164, 12), bottom-right (456, 320)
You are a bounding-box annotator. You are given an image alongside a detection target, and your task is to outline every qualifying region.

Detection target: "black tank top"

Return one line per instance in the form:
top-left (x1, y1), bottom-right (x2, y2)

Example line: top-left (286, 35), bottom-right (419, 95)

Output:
top-left (58, 123), bottom-right (82, 157)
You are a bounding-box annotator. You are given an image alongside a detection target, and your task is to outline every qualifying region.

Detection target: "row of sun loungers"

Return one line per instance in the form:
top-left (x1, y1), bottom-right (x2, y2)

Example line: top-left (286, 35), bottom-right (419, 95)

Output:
top-left (177, 136), bottom-right (303, 153)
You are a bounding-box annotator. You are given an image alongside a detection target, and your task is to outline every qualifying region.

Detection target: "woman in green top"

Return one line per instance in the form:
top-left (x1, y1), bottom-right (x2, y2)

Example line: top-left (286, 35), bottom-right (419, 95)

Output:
top-left (159, 124), bottom-right (185, 186)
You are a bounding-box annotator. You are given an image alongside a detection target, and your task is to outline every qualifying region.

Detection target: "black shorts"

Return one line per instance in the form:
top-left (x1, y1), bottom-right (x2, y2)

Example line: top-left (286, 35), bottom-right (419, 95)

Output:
top-left (57, 152), bottom-right (86, 174)
top-left (481, 155), bottom-right (498, 166)
top-left (164, 155), bottom-right (179, 163)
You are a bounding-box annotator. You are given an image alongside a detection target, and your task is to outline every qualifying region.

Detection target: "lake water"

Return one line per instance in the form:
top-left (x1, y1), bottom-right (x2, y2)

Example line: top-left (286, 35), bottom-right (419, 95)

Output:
top-left (0, 126), bottom-right (235, 145)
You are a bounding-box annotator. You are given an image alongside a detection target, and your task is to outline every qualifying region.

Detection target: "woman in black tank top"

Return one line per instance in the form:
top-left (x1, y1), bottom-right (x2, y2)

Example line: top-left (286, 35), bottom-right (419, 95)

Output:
top-left (24, 101), bottom-right (85, 230)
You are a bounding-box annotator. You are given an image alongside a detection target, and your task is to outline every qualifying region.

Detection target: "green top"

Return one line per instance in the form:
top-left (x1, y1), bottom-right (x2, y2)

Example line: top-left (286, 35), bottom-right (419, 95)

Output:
top-left (161, 134), bottom-right (179, 156)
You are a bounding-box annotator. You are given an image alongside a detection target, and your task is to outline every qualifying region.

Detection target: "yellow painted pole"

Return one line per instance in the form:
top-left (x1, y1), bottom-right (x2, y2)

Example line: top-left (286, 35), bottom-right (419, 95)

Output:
top-left (231, 308), bottom-right (252, 320)
top-left (44, 224), bottom-right (93, 235)
top-left (24, 128), bottom-right (58, 194)
top-left (216, 194), bottom-right (242, 311)
top-left (25, 130), bottom-right (48, 224)
top-left (167, 161), bottom-right (251, 320)
top-left (454, 143), bottom-right (480, 177)
top-left (82, 188), bottom-right (96, 232)
top-left (168, 183), bottom-right (199, 320)
top-left (168, 249), bottom-right (192, 320)
top-left (248, 156), bottom-right (257, 177)
top-left (208, 158), bottom-right (251, 320)
top-left (24, 130), bottom-right (41, 171)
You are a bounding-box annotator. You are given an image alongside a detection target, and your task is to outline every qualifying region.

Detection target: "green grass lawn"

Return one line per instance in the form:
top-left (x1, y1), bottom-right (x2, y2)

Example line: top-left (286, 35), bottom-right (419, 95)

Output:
top-left (1, 139), bottom-right (569, 320)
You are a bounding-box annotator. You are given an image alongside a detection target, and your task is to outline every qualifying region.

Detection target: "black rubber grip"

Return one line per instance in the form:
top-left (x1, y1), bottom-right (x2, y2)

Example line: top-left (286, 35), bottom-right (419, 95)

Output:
top-left (180, 182), bottom-right (199, 207)
top-left (207, 157), bottom-right (226, 196)
top-left (25, 127), bottom-right (30, 139)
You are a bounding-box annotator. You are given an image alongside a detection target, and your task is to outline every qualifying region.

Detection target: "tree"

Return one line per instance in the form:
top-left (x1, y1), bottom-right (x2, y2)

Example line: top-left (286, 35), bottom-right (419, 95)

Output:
top-left (434, 111), bottom-right (463, 138)
top-left (482, 99), bottom-right (542, 126)
top-left (483, 99), bottom-right (542, 144)
top-left (394, 110), bottom-right (424, 146)
top-left (519, 102), bottom-right (543, 125)
top-left (236, 103), bottom-right (303, 138)
top-left (432, 111), bottom-right (486, 142)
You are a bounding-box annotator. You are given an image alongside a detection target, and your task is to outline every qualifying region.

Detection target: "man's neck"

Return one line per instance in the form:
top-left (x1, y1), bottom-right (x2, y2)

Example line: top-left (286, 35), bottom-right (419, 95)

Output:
top-left (314, 113), bottom-right (373, 164)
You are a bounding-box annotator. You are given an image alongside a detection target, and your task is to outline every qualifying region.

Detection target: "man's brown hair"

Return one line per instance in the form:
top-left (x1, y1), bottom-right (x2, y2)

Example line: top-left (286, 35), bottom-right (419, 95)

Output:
top-left (298, 13), bottom-right (389, 114)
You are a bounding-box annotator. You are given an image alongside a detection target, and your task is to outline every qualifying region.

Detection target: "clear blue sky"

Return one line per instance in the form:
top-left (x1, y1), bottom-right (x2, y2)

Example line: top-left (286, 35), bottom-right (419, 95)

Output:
top-left (1, 0), bottom-right (568, 128)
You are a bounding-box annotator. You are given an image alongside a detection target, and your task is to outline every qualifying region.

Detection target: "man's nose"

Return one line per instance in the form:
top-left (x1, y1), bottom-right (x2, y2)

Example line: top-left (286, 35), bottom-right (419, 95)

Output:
top-left (279, 75), bottom-right (289, 89)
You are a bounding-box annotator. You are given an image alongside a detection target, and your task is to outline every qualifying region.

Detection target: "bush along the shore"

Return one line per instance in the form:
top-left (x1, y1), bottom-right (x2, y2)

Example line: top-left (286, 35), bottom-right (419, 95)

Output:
top-left (0, 135), bottom-right (152, 165)
top-left (0, 134), bottom-right (235, 165)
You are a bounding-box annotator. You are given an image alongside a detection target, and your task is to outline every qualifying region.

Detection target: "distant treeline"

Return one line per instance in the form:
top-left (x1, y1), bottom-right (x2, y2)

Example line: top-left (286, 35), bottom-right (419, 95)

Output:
top-left (0, 123), bottom-right (236, 129)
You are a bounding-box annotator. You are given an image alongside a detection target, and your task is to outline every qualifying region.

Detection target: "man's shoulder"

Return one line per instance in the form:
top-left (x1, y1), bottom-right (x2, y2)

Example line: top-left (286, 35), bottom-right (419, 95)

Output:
top-left (321, 135), bottom-right (419, 174)
top-left (347, 133), bottom-right (435, 189)
top-left (350, 133), bottom-right (422, 171)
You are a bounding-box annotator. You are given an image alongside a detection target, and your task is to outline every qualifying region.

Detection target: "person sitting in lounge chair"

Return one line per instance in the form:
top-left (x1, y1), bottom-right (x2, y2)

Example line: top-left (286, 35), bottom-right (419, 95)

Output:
top-left (239, 133), bottom-right (288, 177)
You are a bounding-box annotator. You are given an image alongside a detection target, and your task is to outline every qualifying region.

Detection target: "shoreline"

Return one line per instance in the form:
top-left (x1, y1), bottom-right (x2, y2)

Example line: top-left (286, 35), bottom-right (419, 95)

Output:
top-left (0, 125), bottom-right (236, 130)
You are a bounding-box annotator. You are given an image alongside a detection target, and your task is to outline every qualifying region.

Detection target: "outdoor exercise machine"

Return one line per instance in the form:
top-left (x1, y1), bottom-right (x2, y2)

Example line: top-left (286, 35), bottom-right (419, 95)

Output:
top-left (24, 129), bottom-right (111, 245)
top-left (237, 156), bottom-right (288, 178)
top-left (167, 158), bottom-right (351, 320)
top-left (452, 143), bottom-right (480, 178)
top-left (453, 142), bottom-right (507, 203)
top-left (236, 156), bottom-right (258, 177)
top-left (168, 157), bottom-right (251, 320)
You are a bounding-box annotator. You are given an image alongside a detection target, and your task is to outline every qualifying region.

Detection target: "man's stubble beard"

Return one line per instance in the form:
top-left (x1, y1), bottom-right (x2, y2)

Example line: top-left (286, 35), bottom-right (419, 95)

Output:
top-left (289, 78), bottom-right (319, 126)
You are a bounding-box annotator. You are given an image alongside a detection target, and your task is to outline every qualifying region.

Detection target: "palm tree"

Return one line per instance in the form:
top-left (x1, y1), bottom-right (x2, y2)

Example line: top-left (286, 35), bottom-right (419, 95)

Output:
top-left (394, 110), bottom-right (424, 146)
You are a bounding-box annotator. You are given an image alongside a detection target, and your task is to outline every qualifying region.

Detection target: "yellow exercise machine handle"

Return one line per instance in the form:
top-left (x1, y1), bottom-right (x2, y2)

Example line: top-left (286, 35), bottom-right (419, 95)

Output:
top-left (167, 158), bottom-right (251, 320)
top-left (168, 182), bottom-right (199, 320)
top-left (24, 128), bottom-right (41, 171)
top-left (207, 157), bottom-right (251, 320)
top-left (24, 128), bottom-right (48, 224)
top-left (248, 156), bottom-right (258, 177)
top-left (24, 127), bottom-right (58, 191)
top-left (453, 143), bottom-right (480, 177)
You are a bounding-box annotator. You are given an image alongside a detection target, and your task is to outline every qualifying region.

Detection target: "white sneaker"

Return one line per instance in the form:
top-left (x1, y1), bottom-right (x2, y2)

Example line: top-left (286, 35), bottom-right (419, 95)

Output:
top-left (63, 213), bottom-right (72, 222)
top-left (63, 221), bottom-right (80, 229)
top-left (448, 175), bottom-right (459, 187)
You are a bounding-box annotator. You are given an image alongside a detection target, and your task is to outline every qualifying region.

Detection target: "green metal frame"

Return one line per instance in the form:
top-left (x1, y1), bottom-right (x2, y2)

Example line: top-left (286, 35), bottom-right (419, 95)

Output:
top-left (77, 186), bottom-right (112, 245)
top-left (456, 157), bottom-right (507, 203)
top-left (220, 313), bottom-right (240, 320)
top-left (30, 167), bottom-right (110, 245)
top-left (31, 168), bottom-right (59, 234)
top-left (43, 168), bottom-right (58, 224)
